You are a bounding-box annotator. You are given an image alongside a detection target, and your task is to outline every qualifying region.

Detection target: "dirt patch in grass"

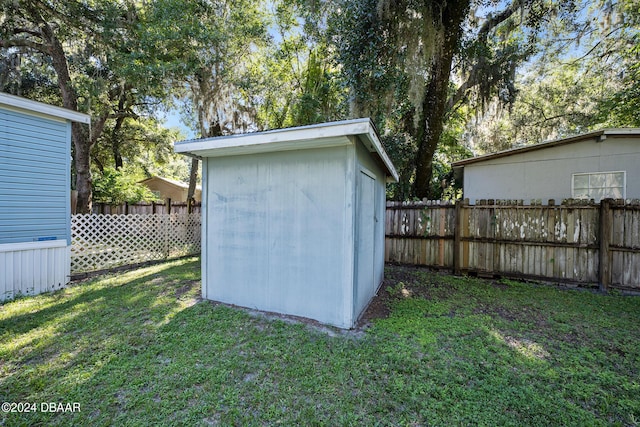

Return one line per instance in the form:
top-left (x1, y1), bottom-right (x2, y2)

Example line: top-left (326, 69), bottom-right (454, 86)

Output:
top-left (175, 280), bottom-right (200, 300)
top-left (357, 264), bottom-right (453, 327)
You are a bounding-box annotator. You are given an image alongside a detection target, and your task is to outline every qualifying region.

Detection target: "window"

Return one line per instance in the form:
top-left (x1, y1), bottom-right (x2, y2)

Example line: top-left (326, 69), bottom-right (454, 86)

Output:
top-left (572, 171), bottom-right (625, 201)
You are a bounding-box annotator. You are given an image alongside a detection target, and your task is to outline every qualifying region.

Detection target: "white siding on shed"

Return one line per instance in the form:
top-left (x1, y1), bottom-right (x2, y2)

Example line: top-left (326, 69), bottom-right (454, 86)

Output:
top-left (176, 118), bottom-right (397, 328)
top-left (204, 146), bottom-right (355, 327)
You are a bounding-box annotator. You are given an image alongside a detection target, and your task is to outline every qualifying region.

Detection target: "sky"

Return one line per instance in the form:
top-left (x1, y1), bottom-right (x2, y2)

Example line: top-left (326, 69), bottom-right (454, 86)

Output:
top-left (162, 109), bottom-right (196, 140)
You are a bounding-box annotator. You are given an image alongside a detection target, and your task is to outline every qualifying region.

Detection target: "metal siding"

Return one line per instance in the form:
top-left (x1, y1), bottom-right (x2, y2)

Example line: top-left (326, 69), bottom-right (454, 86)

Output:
top-left (354, 171), bottom-right (376, 317)
top-left (463, 137), bottom-right (640, 202)
top-left (201, 157), bottom-right (209, 301)
top-left (205, 146), bottom-right (351, 328)
top-left (0, 107), bottom-right (70, 245)
top-left (354, 137), bottom-right (387, 316)
top-left (0, 243), bottom-right (69, 301)
top-left (341, 144), bottom-right (356, 327)
top-left (65, 121), bottom-right (71, 244)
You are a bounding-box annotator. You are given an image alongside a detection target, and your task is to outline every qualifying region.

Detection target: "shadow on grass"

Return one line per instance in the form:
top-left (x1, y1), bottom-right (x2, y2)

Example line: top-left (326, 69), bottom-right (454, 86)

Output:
top-left (2, 262), bottom-right (639, 426)
top-left (0, 265), bottom-right (171, 335)
top-left (0, 258), bottom-right (201, 424)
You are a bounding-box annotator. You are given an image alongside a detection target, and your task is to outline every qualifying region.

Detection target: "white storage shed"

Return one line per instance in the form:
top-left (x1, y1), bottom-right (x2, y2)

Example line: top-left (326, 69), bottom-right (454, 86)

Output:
top-left (0, 93), bottom-right (90, 301)
top-left (175, 118), bottom-right (398, 328)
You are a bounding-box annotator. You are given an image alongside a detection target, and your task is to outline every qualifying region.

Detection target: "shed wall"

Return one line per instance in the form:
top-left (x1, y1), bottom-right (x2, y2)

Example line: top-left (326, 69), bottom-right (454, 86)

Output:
top-left (203, 146), bottom-right (354, 328)
top-left (0, 107), bottom-right (71, 244)
top-left (463, 136), bottom-right (640, 203)
top-left (353, 137), bottom-right (387, 319)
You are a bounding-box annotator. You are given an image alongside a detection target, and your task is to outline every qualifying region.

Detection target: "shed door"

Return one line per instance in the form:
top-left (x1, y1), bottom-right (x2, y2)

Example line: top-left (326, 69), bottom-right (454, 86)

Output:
top-left (355, 170), bottom-right (376, 318)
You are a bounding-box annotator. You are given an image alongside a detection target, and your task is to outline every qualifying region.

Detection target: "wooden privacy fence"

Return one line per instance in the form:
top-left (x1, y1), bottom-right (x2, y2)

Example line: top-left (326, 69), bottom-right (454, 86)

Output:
top-left (91, 201), bottom-right (201, 215)
top-left (385, 199), bottom-right (640, 291)
top-left (71, 213), bottom-right (201, 274)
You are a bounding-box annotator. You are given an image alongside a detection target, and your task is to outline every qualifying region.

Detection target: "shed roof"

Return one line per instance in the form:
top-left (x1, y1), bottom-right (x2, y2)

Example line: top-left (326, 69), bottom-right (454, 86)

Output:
top-left (174, 118), bottom-right (399, 182)
top-left (452, 128), bottom-right (640, 168)
top-left (0, 92), bottom-right (91, 124)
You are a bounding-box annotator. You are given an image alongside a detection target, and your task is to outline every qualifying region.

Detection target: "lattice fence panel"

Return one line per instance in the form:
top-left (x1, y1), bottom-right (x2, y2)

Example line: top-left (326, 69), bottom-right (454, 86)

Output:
top-left (71, 213), bottom-right (201, 274)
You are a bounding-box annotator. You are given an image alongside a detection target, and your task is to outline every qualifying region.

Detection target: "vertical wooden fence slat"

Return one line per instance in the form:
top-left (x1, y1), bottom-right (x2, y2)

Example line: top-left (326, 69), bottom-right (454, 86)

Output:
top-left (462, 200), bottom-right (470, 270)
top-left (453, 201), bottom-right (462, 274)
top-left (599, 199), bottom-right (612, 291)
top-left (385, 198), bottom-right (640, 291)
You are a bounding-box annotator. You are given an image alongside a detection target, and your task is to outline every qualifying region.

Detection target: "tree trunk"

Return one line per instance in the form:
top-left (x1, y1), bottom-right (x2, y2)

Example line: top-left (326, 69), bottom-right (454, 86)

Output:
top-left (111, 91), bottom-right (128, 170)
top-left (112, 116), bottom-right (126, 170)
top-left (187, 115), bottom-right (223, 212)
top-left (73, 125), bottom-right (93, 213)
top-left (412, 1), bottom-right (470, 200)
top-left (43, 25), bottom-right (95, 213)
top-left (187, 157), bottom-right (199, 213)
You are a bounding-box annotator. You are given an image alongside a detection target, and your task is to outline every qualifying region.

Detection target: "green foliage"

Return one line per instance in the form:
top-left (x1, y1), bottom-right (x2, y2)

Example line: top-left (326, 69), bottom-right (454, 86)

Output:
top-left (0, 0), bottom-right (183, 212)
top-left (91, 115), bottom-right (186, 177)
top-left (143, 0), bottom-right (270, 137)
top-left (383, 132), bottom-right (418, 201)
top-left (325, 0), bottom-right (562, 198)
top-left (0, 54), bottom-right (60, 102)
top-left (465, 0), bottom-right (640, 152)
top-left (386, 281), bottom-right (406, 297)
top-left (3, 0), bottom-right (638, 206)
top-left (597, 3), bottom-right (640, 128)
top-left (252, 2), bottom-right (348, 130)
top-left (92, 167), bottom-right (156, 205)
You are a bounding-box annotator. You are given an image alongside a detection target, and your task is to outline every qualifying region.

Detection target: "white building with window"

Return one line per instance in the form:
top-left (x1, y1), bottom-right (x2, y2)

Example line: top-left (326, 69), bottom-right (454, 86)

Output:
top-left (452, 129), bottom-right (640, 204)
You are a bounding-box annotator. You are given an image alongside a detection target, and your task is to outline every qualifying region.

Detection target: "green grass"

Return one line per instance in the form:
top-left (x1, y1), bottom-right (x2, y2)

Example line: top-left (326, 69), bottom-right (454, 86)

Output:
top-left (1, 259), bottom-right (639, 426)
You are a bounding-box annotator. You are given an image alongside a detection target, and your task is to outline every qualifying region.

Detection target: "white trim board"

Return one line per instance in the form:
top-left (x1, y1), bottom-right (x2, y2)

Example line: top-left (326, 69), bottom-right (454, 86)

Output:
top-left (0, 92), bottom-right (91, 124)
top-left (0, 239), bottom-right (69, 253)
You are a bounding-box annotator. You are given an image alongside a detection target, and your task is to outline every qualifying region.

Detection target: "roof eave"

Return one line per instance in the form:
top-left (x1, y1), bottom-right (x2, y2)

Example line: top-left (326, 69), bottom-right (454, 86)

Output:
top-left (0, 92), bottom-right (91, 124)
top-left (359, 124), bottom-right (399, 182)
top-left (174, 118), bottom-right (399, 182)
top-left (451, 128), bottom-right (640, 167)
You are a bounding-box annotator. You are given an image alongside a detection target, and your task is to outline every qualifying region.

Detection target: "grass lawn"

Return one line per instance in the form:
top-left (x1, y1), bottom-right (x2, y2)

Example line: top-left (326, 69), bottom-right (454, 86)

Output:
top-left (1, 258), bottom-right (639, 426)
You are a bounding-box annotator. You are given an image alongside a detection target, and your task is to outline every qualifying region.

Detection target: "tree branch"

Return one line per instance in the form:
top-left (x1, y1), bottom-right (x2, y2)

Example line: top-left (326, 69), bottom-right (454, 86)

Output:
top-left (476, 0), bottom-right (521, 42)
top-left (0, 37), bottom-right (51, 55)
top-left (446, 0), bottom-right (523, 113)
top-left (565, 26), bottom-right (624, 65)
top-left (90, 112), bottom-right (111, 147)
top-left (12, 27), bottom-right (43, 38)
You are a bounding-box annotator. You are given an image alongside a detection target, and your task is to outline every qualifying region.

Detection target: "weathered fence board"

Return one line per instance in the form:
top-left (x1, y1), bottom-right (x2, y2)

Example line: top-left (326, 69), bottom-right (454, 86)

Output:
top-left (91, 201), bottom-right (201, 215)
top-left (386, 199), bottom-right (640, 291)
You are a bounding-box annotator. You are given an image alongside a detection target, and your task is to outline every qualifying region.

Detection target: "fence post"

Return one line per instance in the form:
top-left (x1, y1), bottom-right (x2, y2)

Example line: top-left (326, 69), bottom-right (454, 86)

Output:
top-left (125, 201), bottom-right (129, 215)
top-left (598, 198), bottom-right (612, 292)
top-left (453, 199), bottom-right (465, 275)
top-left (166, 198), bottom-right (172, 215)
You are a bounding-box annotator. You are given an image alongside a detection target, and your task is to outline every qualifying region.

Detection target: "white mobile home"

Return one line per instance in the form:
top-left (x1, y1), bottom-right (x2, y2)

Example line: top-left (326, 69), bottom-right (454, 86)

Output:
top-left (452, 129), bottom-right (640, 203)
top-left (175, 118), bottom-right (398, 328)
top-left (0, 93), bottom-right (90, 301)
